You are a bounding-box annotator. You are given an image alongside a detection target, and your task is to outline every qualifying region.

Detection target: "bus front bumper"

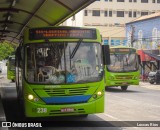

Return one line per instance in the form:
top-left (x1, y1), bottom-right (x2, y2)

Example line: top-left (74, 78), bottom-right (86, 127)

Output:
top-left (106, 79), bottom-right (139, 87)
top-left (24, 96), bottom-right (104, 117)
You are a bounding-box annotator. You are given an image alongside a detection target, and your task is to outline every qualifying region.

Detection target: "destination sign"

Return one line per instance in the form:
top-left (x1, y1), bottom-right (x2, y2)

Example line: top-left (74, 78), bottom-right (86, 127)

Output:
top-left (29, 27), bottom-right (97, 40)
top-left (110, 48), bottom-right (136, 53)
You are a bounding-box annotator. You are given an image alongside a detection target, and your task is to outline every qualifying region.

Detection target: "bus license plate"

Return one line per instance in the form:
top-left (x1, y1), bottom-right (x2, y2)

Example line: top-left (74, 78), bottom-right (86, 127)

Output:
top-left (61, 108), bottom-right (74, 112)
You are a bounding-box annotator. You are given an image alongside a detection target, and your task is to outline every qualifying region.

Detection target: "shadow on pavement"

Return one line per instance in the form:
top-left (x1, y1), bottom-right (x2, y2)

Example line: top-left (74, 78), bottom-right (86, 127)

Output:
top-left (105, 87), bottom-right (143, 93)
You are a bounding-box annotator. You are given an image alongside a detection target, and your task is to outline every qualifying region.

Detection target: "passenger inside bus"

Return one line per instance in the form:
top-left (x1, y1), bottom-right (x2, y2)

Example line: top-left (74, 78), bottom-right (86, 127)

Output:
top-left (36, 52), bottom-right (45, 68)
top-left (45, 50), bottom-right (53, 66)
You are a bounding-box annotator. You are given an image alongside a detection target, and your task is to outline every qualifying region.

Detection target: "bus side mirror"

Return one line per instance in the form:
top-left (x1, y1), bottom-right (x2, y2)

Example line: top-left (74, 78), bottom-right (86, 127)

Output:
top-left (102, 45), bottom-right (110, 65)
top-left (6, 62), bottom-right (8, 66)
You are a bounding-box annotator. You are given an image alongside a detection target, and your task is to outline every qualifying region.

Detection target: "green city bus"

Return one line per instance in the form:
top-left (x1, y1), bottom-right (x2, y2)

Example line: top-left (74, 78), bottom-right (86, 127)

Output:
top-left (105, 46), bottom-right (140, 91)
top-left (15, 26), bottom-right (110, 117)
top-left (7, 55), bottom-right (15, 82)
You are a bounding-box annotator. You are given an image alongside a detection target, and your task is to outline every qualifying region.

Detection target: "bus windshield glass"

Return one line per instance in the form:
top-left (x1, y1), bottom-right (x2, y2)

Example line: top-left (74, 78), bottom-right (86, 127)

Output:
top-left (107, 52), bottom-right (138, 72)
top-left (25, 42), bottom-right (103, 84)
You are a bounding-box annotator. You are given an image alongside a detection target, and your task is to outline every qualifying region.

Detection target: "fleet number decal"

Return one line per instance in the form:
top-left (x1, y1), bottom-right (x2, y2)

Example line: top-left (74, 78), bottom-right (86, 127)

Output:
top-left (37, 108), bottom-right (47, 113)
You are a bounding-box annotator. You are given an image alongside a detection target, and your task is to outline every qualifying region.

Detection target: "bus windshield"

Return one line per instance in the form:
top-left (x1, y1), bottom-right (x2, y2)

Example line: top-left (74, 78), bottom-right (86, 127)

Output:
top-left (25, 42), bottom-right (103, 84)
top-left (107, 53), bottom-right (138, 72)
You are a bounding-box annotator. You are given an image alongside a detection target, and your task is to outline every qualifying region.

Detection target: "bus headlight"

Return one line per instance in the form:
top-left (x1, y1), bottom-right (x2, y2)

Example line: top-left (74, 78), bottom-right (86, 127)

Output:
top-left (97, 91), bottom-right (102, 96)
top-left (28, 94), bottom-right (34, 100)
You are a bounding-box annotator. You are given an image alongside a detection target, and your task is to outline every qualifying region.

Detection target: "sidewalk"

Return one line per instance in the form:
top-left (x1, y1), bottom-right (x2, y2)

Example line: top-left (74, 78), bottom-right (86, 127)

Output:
top-left (139, 81), bottom-right (160, 90)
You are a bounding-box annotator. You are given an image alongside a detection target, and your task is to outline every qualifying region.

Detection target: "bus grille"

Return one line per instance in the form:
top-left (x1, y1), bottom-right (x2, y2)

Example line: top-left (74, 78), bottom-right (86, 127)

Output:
top-left (115, 75), bottom-right (133, 80)
top-left (44, 87), bottom-right (89, 96)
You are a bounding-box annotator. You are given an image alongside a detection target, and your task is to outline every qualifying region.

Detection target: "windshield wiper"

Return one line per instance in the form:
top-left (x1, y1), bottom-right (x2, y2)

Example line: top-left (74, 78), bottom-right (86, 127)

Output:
top-left (70, 39), bottom-right (83, 59)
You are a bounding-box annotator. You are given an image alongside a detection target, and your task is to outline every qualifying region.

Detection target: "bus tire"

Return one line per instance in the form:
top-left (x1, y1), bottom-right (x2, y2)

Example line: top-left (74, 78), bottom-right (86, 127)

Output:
top-left (121, 86), bottom-right (128, 91)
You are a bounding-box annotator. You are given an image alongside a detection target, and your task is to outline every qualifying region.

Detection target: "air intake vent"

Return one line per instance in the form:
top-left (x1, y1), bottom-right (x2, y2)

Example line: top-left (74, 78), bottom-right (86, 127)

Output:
top-left (44, 87), bottom-right (89, 96)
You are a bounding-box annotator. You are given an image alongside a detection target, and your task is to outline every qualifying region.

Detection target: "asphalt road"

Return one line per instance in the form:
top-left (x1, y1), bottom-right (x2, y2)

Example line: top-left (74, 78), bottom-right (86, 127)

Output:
top-left (0, 65), bottom-right (160, 130)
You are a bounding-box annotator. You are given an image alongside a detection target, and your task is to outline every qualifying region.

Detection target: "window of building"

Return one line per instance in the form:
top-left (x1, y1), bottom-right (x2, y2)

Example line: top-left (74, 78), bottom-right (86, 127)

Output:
top-left (92, 10), bottom-right (100, 16)
top-left (134, 0), bottom-right (137, 2)
top-left (152, 0), bottom-right (155, 3)
top-left (141, 0), bottom-right (148, 3)
top-left (133, 11), bottom-right (137, 17)
top-left (152, 28), bottom-right (158, 39)
top-left (129, 0), bottom-right (132, 2)
top-left (138, 30), bottom-right (143, 40)
top-left (141, 11), bottom-right (148, 16)
top-left (104, 10), bottom-right (108, 17)
top-left (109, 0), bottom-right (112, 1)
top-left (158, 0), bottom-right (160, 3)
top-left (105, 0), bottom-right (108, 1)
top-left (152, 28), bottom-right (158, 49)
top-left (109, 10), bottom-right (112, 17)
top-left (84, 10), bottom-right (88, 16)
top-left (117, 0), bottom-right (124, 2)
top-left (129, 11), bottom-right (132, 17)
top-left (117, 11), bottom-right (124, 17)
top-left (158, 31), bottom-right (160, 38)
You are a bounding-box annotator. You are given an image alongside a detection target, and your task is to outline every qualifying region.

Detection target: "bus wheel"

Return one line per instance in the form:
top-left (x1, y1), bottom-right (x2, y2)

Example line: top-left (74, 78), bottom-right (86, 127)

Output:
top-left (121, 86), bottom-right (128, 91)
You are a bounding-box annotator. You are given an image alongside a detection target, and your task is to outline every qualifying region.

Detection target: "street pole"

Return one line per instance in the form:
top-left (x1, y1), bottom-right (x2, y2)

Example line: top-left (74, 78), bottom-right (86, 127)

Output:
top-left (131, 25), bottom-right (135, 47)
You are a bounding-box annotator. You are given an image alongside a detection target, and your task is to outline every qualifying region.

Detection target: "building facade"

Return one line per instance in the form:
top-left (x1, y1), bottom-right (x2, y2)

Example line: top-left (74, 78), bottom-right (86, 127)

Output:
top-left (126, 12), bottom-right (160, 78)
top-left (65, 0), bottom-right (160, 46)
top-left (126, 12), bottom-right (160, 49)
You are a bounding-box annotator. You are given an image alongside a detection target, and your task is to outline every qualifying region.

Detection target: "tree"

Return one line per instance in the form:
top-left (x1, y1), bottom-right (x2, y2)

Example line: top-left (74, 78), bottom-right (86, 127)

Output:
top-left (0, 42), bottom-right (15, 61)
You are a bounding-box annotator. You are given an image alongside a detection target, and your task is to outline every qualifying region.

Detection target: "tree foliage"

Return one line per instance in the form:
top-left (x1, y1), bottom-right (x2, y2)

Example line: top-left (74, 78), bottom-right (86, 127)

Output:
top-left (0, 42), bottom-right (15, 61)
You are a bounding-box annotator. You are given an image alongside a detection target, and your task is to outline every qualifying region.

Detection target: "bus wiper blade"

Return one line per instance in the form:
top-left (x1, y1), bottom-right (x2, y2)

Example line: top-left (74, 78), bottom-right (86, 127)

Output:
top-left (70, 39), bottom-right (83, 59)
